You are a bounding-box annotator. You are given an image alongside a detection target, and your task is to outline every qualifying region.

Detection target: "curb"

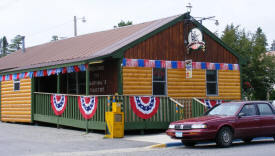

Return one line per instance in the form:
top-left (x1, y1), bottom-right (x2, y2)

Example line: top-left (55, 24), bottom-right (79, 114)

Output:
top-left (149, 142), bottom-right (183, 148)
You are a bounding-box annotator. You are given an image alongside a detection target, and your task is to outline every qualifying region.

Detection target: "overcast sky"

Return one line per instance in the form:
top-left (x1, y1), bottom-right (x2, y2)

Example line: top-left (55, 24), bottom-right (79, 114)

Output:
top-left (0, 0), bottom-right (274, 49)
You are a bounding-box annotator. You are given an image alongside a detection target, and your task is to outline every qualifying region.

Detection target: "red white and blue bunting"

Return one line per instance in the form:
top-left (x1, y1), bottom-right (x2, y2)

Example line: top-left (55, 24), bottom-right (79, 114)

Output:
top-left (130, 96), bottom-right (160, 119)
top-left (122, 58), bottom-right (239, 70)
top-left (78, 96), bottom-right (98, 119)
top-left (50, 94), bottom-right (68, 116)
top-left (0, 64), bottom-right (87, 82)
top-left (200, 99), bottom-right (224, 109)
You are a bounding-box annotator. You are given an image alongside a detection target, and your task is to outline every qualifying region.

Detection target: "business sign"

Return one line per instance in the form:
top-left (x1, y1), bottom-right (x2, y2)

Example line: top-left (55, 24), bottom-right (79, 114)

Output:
top-left (185, 60), bottom-right (192, 78)
top-left (187, 28), bottom-right (206, 54)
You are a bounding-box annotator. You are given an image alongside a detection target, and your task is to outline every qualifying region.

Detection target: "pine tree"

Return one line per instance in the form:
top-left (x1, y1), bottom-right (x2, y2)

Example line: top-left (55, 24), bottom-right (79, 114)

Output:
top-left (221, 25), bottom-right (275, 100)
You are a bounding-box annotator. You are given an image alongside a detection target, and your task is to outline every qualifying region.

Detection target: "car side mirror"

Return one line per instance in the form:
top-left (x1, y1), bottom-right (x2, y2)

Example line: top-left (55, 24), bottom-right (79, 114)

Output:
top-left (238, 112), bottom-right (246, 118)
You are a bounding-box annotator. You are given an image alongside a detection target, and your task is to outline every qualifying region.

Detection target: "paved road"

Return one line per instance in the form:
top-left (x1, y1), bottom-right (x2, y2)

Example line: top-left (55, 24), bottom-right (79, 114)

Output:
top-left (1, 122), bottom-right (275, 156)
top-left (0, 122), bottom-right (154, 156)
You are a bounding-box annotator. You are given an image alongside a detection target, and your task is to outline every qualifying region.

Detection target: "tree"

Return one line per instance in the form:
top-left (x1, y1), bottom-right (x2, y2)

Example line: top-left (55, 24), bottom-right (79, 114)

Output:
top-left (114, 20), bottom-right (133, 28)
top-left (8, 35), bottom-right (24, 52)
top-left (51, 35), bottom-right (59, 41)
top-left (221, 25), bottom-right (275, 100)
top-left (0, 36), bottom-right (9, 57)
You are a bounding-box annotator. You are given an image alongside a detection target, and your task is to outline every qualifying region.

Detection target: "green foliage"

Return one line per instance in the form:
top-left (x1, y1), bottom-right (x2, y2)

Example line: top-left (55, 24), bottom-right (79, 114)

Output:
top-left (0, 36), bottom-right (9, 57)
top-left (114, 20), bottom-right (133, 28)
top-left (8, 35), bottom-right (24, 52)
top-left (51, 35), bottom-right (59, 41)
top-left (221, 25), bottom-right (275, 100)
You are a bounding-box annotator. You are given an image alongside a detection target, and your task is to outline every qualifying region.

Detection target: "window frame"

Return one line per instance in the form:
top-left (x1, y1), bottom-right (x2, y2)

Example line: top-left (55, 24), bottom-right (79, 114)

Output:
top-left (206, 70), bottom-right (218, 96)
top-left (239, 104), bottom-right (258, 116)
top-left (152, 68), bottom-right (167, 96)
top-left (13, 79), bottom-right (20, 91)
top-left (256, 103), bottom-right (274, 116)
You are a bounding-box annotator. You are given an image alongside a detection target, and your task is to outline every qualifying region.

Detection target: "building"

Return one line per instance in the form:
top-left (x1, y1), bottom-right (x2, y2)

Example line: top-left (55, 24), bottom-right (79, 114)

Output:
top-left (0, 13), bottom-right (243, 130)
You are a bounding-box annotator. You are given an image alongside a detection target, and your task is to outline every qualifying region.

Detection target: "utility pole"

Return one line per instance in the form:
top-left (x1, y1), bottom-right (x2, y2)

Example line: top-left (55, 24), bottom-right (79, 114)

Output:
top-left (73, 16), bottom-right (86, 37)
top-left (74, 16), bottom-right (77, 37)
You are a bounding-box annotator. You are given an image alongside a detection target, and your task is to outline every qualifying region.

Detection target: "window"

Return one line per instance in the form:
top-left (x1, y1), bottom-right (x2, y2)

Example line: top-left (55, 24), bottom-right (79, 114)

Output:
top-left (258, 104), bottom-right (273, 115)
top-left (13, 79), bottom-right (20, 91)
top-left (206, 70), bottom-right (218, 96)
top-left (240, 104), bottom-right (257, 116)
top-left (153, 68), bottom-right (166, 95)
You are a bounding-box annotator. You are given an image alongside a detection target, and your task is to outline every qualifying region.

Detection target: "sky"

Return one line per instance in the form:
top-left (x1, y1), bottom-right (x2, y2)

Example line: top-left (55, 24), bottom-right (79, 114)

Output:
top-left (0, 0), bottom-right (275, 49)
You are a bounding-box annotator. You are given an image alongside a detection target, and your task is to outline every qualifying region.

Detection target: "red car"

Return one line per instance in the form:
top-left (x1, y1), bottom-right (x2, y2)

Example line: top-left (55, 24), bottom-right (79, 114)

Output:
top-left (166, 101), bottom-right (275, 147)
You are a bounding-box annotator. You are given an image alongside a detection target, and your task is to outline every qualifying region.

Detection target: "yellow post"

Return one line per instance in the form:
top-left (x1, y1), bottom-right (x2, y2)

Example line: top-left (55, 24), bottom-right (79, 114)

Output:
top-left (105, 97), bottom-right (124, 138)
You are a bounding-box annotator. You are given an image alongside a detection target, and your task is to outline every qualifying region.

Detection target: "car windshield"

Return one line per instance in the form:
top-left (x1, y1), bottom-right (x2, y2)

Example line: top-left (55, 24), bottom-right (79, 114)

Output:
top-left (206, 103), bottom-right (241, 116)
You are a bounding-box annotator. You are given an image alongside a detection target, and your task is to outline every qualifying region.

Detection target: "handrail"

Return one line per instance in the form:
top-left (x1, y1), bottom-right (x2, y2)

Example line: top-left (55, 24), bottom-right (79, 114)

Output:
top-left (169, 97), bottom-right (184, 108)
top-left (193, 97), bottom-right (207, 107)
top-left (33, 92), bottom-right (113, 97)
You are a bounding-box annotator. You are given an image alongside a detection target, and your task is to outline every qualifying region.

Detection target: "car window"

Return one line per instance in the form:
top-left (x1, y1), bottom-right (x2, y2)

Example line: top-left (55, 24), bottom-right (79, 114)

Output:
top-left (240, 104), bottom-right (257, 116)
top-left (258, 104), bottom-right (273, 116)
top-left (207, 103), bottom-right (240, 116)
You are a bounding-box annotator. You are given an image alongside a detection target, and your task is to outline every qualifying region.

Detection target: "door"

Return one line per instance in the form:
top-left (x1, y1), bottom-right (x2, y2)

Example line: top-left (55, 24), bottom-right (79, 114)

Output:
top-left (235, 104), bottom-right (261, 138)
top-left (257, 103), bottom-right (275, 136)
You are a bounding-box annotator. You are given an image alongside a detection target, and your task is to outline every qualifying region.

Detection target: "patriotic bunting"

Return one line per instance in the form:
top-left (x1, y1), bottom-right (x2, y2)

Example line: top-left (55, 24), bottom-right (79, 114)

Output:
top-left (122, 58), bottom-right (239, 71)
top-left (0, 64), bottom-right (87, 82)
top-left (200, 99), bottom-right (224, 109)
top-left (78, 96), bottom-right (98, 119)
top-left (50, 94), bottom-right (68, 116)
top-left (130, 96), bottom-right (160, 119)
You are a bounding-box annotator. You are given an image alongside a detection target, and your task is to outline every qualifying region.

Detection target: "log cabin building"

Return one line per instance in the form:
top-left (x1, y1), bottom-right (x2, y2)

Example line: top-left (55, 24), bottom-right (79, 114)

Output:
top-left (0, 13), bottom-right (243, 130)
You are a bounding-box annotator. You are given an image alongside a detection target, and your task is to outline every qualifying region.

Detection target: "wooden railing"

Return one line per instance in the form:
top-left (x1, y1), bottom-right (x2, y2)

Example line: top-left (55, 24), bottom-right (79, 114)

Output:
top-left (34, 92), bottom-right (109, 130)
top-left (33, 92), bottom-right (212, 131)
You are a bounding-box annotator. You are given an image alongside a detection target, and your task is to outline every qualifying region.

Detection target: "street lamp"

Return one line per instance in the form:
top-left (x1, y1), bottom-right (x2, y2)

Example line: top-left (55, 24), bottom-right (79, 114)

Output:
top-left (74, 16), bottom-right (86, 37)
top-left (194, 16), bottom-right (219, 26)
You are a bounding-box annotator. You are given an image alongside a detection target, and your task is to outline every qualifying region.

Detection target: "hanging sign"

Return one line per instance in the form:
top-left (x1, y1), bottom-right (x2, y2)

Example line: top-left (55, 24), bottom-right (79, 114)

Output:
top-left (78, 96), bottom-right (98, 119)
top-left (187, 28), bottom-right (206, 54)
top-left (130, 96), bottom-right (160, 119)
top-left (185, 60), bottom-right (192, 78)
top-left (51, 94), bottom-right (68, 116)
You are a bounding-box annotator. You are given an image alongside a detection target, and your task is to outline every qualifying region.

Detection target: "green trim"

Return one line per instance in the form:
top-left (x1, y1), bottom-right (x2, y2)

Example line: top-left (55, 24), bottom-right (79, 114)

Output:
top-left (117, 58), bottom-right (123, 95)
top-left (191, 18), bottom-right (245, 65)
top-left (0, 12), bottom-right (244, 78)
top-left (85, 65), bottom-right (90, 95)
top-left (111, 13), bottom-right (189, 59)
top-left (57, 74), bottom-right (60, 93)
top-left (0, 60), bottom-right (87, 76)
top-left (31, 78), bottom-right (35, 123)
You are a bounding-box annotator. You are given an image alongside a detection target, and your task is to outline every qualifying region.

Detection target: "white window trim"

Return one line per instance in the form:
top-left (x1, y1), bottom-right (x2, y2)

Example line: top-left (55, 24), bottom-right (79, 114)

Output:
top-left (13, 79), bottom-right (20, 91)
top-left (152, 68), bottom-right (167, 96)
top-left (206, 70), bottom-right (218, 96)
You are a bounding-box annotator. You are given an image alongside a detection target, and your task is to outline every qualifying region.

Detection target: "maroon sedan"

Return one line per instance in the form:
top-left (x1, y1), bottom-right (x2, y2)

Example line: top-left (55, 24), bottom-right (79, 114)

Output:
top-left (166, 101), bottom-right (275, 147)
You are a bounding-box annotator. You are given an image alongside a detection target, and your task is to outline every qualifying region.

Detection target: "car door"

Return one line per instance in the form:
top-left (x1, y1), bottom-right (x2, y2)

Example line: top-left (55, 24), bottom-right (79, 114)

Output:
top-left (235, 104), bottom-right (261, 138)
top-left (256, 103), bottom-right (275, 136)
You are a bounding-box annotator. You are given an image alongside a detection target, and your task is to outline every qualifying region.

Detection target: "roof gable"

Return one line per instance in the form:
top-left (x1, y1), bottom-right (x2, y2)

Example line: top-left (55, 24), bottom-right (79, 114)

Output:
top-left (0, 13), bottom-right (243, 74)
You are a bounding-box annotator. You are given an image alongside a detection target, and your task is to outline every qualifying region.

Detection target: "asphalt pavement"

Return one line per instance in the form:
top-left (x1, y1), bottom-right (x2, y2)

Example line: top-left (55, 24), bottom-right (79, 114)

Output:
top-left (1, 122), bottom-right (275, 156)
top-left (0, 122), bottom-right (174, 156)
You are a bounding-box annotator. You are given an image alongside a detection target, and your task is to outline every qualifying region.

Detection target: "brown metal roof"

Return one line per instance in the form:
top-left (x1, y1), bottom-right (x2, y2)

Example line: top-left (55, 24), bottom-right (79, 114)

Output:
top-left (0, 14), bottom-right (182, 73)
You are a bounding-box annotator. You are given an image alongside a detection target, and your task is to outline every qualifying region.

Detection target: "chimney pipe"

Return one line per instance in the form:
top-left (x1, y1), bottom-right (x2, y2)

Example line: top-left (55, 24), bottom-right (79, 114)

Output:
top-left (22, 36), bottom-right (25, 52)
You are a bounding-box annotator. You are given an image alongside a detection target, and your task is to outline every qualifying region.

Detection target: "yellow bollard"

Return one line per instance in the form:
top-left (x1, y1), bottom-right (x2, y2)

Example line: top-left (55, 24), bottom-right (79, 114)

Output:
top-left (105, 97), bottom-right (124, 138)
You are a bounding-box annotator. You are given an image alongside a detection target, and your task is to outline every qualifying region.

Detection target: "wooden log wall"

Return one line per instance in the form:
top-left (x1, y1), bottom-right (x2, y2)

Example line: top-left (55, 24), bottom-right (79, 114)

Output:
top-left (123, 67), bottom-right (152, 95)
top-left (0, 78), bottom-right (31, 123)
top-left (218, 70), bottom-right (241, 100)
top-left (167, 69), bottom-right (206, 97)
top-left (123, 67), bottom-right (241, 100)
top-left (167, 69), bottom-right (241, 100)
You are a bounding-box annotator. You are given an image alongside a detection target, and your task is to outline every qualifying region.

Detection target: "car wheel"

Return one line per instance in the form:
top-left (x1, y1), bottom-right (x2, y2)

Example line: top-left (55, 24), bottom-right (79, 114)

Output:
top-left (181, 140), bottom-right (196, 147)
top-left (243, 138), bottom-right (253, 143)
top-left (216, 127), bottom-right (233, 147)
